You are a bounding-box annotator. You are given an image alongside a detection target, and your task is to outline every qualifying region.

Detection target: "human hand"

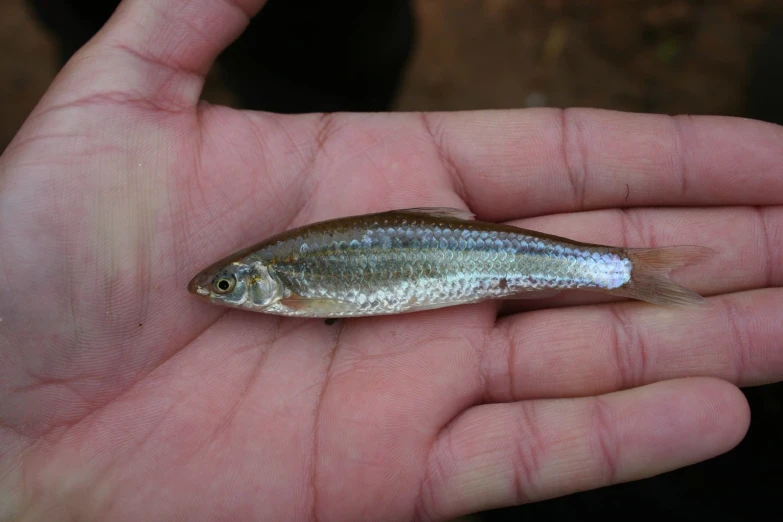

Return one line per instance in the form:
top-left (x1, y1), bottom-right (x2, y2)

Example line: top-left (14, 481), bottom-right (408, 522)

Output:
top-left (1, 0), bottom-right (781, 520)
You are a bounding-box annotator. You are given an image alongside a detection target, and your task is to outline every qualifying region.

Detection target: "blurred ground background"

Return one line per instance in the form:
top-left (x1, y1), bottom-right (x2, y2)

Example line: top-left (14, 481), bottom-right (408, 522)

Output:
top-left (5, 0), bottom-right (783, 150)
top-left (398, 0), bottom-right (783, 115)
top-left (2, 0), bottom-right (782, 520)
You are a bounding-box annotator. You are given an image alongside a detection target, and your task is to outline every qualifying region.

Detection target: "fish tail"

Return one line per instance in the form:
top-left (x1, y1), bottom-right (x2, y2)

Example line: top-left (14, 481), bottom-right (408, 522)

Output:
top-left (609, 245), bottom-right (715, 307)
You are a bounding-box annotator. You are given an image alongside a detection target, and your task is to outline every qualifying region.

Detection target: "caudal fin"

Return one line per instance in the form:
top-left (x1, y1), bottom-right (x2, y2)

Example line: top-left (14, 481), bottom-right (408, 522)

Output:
top-left (610, 246), bottom-right (715, 307)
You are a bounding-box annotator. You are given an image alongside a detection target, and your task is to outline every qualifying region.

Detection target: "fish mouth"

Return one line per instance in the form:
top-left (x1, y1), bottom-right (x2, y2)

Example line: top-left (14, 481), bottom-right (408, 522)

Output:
top-left (187, 275), bottom-right (199, 294)
top-left (187, 272), bottom-right (212, 298)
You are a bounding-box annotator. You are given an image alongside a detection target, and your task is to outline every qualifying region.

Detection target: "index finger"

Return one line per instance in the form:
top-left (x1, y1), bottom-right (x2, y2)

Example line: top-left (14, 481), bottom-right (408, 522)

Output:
top-left (422, 109), bottom-right (783, 221)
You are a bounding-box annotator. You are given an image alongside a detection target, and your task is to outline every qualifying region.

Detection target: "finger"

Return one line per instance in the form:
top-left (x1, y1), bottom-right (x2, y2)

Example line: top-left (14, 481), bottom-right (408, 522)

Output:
top-left (483, 289), bottom-right (783, 403)
top-left (40, 0), bottom-right (265, 110)
top-left (416, 378), bottom-right (749, 520)
top-left (496, 205), bottom-right (783, 314)
top-left (422, 109), bottom-right (783, 221)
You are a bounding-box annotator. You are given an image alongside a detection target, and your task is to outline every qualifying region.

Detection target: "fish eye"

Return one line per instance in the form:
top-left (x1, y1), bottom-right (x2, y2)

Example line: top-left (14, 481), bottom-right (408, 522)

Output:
top-left (212, 274), bottom-right (236, 294)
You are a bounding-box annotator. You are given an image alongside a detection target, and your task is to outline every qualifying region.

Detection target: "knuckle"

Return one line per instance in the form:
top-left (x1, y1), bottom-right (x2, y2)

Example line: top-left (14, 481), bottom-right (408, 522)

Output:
top-left (587, 397), bottom-right (620, 484)
top-left (606, 306), bottom-right (647, 389)
top-left (509, 401), bottom-right (547, 503)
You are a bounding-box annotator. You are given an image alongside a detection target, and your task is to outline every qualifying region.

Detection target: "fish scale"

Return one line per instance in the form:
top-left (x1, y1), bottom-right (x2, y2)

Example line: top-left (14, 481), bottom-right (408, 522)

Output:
top-left (254, 212), bottom-right (632, 317)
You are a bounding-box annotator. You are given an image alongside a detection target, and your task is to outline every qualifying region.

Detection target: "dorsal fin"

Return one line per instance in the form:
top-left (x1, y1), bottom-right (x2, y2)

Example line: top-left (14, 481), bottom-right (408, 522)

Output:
top-left (397, 207), bottom-right (475, 221)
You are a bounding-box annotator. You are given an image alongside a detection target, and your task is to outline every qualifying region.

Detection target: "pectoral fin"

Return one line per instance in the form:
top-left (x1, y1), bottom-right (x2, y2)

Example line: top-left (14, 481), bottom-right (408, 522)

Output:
top-left (281, 293), bottom-right (360, 314)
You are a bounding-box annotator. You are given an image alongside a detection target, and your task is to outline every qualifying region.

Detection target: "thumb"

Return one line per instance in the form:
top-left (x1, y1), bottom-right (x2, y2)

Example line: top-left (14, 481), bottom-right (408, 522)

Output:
top-left (32, 0), bottom-right (268, 113)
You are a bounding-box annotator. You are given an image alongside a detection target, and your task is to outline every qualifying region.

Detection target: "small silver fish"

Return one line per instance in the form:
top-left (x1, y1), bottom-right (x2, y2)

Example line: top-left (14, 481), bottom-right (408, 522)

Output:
top-left (188, 207), bottom-right (713, 318)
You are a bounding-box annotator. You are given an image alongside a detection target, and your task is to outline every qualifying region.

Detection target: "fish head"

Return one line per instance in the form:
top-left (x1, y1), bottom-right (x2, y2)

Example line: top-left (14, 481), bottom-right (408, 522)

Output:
top-left (188, 259), bottom-right (282, 312)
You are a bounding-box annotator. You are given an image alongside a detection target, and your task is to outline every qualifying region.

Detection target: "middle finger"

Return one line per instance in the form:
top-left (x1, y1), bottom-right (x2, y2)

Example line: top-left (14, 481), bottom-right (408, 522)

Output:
top-left (480, 288), bottom-right (782, 402)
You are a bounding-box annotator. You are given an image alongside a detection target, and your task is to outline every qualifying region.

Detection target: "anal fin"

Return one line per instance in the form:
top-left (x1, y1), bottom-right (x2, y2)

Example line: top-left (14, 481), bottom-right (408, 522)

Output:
top-left (499, 289), bottom-right (562, 300)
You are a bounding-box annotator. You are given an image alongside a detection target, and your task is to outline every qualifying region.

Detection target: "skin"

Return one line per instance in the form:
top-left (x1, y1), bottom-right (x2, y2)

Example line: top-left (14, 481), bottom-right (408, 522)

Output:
top-left (0, 0), bottom-right (781, 520)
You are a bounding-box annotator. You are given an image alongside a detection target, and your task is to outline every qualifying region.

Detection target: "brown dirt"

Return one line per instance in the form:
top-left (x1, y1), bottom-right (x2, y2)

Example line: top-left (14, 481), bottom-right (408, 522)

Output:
top-left (395, 0), bottom-right (783, 115)
top-left (1, 0), bottom-right (58, 152)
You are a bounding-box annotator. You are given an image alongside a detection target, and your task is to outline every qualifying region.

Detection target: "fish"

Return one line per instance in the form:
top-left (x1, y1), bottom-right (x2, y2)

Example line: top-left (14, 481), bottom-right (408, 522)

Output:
top-left (187, 207), bottom-right (714, 318)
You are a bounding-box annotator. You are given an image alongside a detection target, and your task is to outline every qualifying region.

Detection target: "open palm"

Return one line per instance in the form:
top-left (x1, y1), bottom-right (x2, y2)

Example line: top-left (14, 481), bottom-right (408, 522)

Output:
top-left (2, 1), bottom-right (782, 520)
